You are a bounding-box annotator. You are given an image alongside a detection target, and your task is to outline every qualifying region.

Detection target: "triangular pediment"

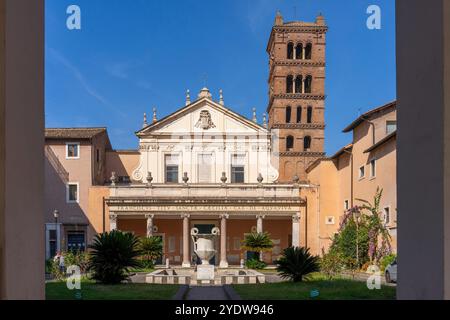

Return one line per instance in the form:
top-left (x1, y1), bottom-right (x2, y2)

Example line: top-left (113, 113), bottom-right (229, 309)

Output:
top-left (137, 98), bottom-right (268, 137)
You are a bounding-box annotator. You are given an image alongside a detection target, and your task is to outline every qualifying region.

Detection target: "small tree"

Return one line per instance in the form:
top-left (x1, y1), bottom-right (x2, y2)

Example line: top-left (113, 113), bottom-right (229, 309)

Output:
top-left (276, 247), bottom-right (320, 282)
top-left (88, 230), bottom-right (141, 284)
top-left (320, 248), bottom-right (343, 280)
top-left (241, 232), bottom-right (273, 261)
top-left (357, 188), bottom-right (392, 263)
top-left (139, 236), bottom-right (163, 268)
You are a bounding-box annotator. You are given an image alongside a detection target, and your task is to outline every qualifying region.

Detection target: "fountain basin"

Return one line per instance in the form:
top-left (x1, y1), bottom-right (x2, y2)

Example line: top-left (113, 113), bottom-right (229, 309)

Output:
top-left (146, 268), bottom-right (266, 286)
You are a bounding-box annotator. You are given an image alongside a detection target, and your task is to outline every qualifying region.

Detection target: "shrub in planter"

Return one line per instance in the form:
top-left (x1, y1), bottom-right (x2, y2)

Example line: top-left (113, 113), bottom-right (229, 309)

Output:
top-left (245, 258), bottom-right (267, 270)
top-left (276, 246), bottom-right (320, 282)
top-left (139, 236), bottom-right (163, 269)
top-left (241, 232), bottom-right (274, 260)
top-left (88, 230), bottom-right (141, 284)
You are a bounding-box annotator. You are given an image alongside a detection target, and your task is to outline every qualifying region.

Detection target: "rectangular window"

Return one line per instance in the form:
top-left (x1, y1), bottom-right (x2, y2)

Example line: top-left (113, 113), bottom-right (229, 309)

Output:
top-left (359, 166), bottom-right (365, 179)
top-left (66, 143), bottom-right (80, 159)
top-left (325, 216), bottom-right (335, 225)
top-left (231, 154), bottom-right (245, 183)
top-left (67, 231), bottom-right (86, 252)
top-left (386, 120), bottom-right (397, 134)
top-left (370, 159), bottom-right (377, 178)
top-left (198, 154), bottom-right (212, 183)
top-left (384, 207), bottom-right (390, 224)
top-left (165, 154), bottom-right (179, 183)
top-left (49, 230), bottom-right (57, 258)
top-left (67, 183), bottom-right (79, 203)
top-left (344, 200), bottom-right (349, 210)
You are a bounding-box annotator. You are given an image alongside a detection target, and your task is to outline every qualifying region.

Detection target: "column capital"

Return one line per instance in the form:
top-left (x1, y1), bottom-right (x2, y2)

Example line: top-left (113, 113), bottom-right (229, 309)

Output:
top-left (109, 213), bottom-right (118, 220)
top-left (292, 214), bottom-right (301, 223)
top-left (256, 214), bottom-right (266, 219)
top-left (181, 213), bottom-right (190, 219)
top-left (145, 214), bottom-right (155, 219)
top-left (220, 214), bottom-right (229, 219)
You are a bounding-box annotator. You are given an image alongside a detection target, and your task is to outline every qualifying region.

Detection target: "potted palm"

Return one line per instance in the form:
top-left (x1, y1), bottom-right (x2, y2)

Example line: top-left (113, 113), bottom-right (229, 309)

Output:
top-left (241, 232), bottom-right (273, 269)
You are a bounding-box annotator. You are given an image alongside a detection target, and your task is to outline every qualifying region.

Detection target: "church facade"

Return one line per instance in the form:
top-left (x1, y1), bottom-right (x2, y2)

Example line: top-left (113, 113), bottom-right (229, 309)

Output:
top-left (44, 12), bottom-right (397, 267)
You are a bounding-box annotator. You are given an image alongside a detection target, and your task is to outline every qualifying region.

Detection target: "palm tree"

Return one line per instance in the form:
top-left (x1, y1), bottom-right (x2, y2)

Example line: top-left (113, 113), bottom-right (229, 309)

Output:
top-left (139, 236), bottom-right (163, 268)
top-left (241, 232), bottom-right (273, 260)
top-left (276, 247), bottom-right (320, 282)
top-left (88, 230), bottom-right (141, 284)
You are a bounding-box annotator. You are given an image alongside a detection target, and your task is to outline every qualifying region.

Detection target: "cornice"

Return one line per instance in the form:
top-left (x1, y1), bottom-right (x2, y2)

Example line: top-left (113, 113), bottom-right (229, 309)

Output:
top-left (269, 60), bottom-right (326, 80)
top-left (270, 123), bottom-right (326, 130)
top-left (276, 151), bottom-right (326, 157)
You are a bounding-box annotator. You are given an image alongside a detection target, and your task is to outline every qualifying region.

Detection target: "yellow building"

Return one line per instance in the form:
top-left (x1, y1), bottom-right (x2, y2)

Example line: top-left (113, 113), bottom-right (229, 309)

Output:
top-left (304, 101), bottom-right (397, 255)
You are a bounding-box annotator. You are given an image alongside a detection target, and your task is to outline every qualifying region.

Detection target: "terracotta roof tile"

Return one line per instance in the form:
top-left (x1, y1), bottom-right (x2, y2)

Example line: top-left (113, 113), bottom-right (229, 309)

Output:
top-left (45, 127), bottom-right (107, 140)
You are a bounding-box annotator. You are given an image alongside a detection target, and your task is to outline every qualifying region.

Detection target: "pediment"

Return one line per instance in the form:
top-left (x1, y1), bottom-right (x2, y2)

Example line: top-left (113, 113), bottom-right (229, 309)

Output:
top-left (137, 98), bottom-right (267, 137)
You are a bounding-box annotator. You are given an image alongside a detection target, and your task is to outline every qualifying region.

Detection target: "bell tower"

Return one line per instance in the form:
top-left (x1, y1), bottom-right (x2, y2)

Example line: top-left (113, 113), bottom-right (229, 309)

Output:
top-left (267, 11), bottom-right (327, 182)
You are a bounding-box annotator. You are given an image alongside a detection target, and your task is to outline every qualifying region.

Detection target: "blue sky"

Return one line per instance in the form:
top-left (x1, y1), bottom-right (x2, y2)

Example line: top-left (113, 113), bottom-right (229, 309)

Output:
top-left (45, 0), bottom-right (396, 153)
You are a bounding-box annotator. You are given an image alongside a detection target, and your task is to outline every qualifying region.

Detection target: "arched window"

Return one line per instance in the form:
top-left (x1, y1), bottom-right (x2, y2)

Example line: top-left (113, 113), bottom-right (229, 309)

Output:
top-left (287, 42), bottom-right (294, 59)
top-left (304, 136), bottom-right (312, 151)
top-left (295, 75), bottom-right (303, 93)
top-left (307, 106), bottom-right (313, 123)
top-left (305, 43), bottom-right (312, 59)
top-left (296, 106), bottom-right (302, 123)
top-left (286, 75), bottom-right (294, 93)
top-left (285, 106), bottom-right (292, 123)
top-left (286, 136), bottom-right (294, 151)
top-left (304, 75), bottom-right (312, 93)
top-left (295, 43), bottom-right (303, 60)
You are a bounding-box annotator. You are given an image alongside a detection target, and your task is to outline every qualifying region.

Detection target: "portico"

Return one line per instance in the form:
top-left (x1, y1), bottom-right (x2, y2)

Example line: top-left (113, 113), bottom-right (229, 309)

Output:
top-left (106, 183), bottom-right (304, 267)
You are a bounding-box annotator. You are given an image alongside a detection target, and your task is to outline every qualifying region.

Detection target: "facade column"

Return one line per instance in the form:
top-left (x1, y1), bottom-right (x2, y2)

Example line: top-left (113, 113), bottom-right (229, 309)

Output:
top-left (109, 213), bottom-right (118, 231)
top-left (301, 79), bottom-right (305, 94)
top-left (219, 214), bottom-right (229, 268)
top-left (302, 46), bottom-right (306, 60)
top-left (146, 214), bottom-right (154, 237)
top-left (292, 214), bottom-right (301, 247)
top-left (182, 214), bottom-right (191, 268)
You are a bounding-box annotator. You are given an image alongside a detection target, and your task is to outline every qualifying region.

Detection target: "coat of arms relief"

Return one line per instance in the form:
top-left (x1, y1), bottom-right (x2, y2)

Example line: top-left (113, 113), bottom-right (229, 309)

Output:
top-left (195, 110), bottom-right (216, 130)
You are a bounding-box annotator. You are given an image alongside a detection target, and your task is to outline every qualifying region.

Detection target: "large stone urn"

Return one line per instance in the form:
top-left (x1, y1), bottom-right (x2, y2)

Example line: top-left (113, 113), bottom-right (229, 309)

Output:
top-left (191, 227), bottom-right (220, 280)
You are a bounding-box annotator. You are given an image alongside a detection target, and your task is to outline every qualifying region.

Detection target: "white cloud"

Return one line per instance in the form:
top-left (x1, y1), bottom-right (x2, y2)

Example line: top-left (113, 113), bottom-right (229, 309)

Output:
top-left (48, 47), bottom-right (109, 106)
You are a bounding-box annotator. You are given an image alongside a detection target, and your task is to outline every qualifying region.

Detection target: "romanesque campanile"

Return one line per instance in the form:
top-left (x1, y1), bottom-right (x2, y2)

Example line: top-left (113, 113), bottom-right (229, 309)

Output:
top-left (267, 12), bottom-right (327, 182)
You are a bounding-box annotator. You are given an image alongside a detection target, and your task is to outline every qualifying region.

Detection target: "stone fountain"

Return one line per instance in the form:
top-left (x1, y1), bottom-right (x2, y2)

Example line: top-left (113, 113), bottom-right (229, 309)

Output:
top-left (146, 226), bottom-right (266, 285)
top-left (191, 226), bottom-right (220, 281)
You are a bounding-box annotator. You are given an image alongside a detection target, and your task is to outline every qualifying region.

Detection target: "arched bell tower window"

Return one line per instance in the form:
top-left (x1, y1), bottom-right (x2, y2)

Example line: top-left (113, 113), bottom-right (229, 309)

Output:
top-left (287, 42), bottom-right (294, 59)
top-left (305, 43), bottom-right (312, 60)
top-left (295, 75), bottom-right (303, 93)
top-left (286, 136), bottom-right (294, 151)
top-left (304, 75), bottom-right (312, 93)
top-left (295, 43), bottom-right (303, 60)
top-left (296, 106), bottom-right (302, 123)
top-left (286, 106), bottom-right (292, 123)
top-left (307, 106), bottom-right (313, 123)
top-left (286, 75), bottom-right (294, 93)
top-left (304, 136), bottom-right (312, 151)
